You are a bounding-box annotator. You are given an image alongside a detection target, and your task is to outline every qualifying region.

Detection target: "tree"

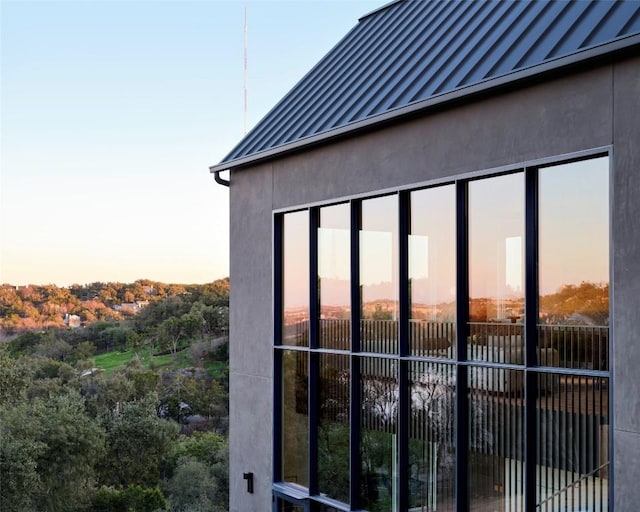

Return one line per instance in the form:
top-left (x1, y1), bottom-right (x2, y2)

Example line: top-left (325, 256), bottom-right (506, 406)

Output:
top-left (0, 389), bottom-right (105, 512)
top-left (93, 484), bottom-right (167, 512)
top-left (99, 396), bottom-right (179, 487)
top-left (165, 457), bottom-right (222, 512)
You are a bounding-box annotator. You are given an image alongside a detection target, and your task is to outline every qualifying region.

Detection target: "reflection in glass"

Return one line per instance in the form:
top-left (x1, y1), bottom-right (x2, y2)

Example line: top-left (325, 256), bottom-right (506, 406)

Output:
top-left (468, 173), bottom-right (525, 363)
top-left (360, 357), bottom-right (398, 512)
top-left (283, 211), bottom-right (309, 347)
top-left (318, 506), bottom-right (342, 512)
top-left (409, 362), bottom-right (455, 511)
top-left (536, 374), bottom-right (609, 510)
top-left (282, 350), bottom-right (309, 487)
top-left (319, 204), bottom-right (351, 350)
top-left (409, 186), bottom-right (456, 358)
top-left (278, 500), bottom-right (306, 512)
top-left (318, 354), bottom-right (350, 503)
top-left (468, 367), bottom-right (524, 510)
top-left (360, 195), bottom-right (399, 354)
top-left (538, 157), bottom-right (609, 370)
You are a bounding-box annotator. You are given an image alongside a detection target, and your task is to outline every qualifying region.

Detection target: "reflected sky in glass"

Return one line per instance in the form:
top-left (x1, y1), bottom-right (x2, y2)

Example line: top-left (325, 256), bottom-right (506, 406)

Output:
top-left (469, 173), bottom-right (524, 324)
top-left (539, 157), bottom-right (609, 295)
top-left (361, 195), bottom-right (398, 318)
top-left (410, 185), bottom-right (456, 313)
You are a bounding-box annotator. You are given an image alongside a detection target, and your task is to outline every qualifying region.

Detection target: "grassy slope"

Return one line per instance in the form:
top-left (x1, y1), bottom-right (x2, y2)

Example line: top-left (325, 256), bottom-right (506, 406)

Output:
top-left (93, 346), bottom-right (226, 378)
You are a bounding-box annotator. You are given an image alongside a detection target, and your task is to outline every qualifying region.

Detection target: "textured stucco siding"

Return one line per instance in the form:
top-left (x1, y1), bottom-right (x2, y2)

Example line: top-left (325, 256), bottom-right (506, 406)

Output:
top-left (228, 57), bottom-right (639, 511)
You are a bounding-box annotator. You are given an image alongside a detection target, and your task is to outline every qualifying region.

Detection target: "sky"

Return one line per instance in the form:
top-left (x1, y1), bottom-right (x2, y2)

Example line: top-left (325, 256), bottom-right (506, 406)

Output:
top-left (0, 0), bottom-right (385, 286)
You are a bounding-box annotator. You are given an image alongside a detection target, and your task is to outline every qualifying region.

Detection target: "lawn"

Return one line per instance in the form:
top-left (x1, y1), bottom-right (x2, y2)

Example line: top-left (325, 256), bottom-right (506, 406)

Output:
top-left (93, 347), bottom-right (191, 376)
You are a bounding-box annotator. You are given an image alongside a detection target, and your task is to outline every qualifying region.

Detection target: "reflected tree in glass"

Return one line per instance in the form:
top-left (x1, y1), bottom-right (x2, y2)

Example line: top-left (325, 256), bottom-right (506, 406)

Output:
top-left (538, 157), bottom-right (609, 371)
top-left (282, 350), bottom-right (308, 487)
top-left (317, 353), bottom-right (350, 504)
top-left (360, 357), bottom-right (398, 512)
top-left (409, 362), bottom-right (456, 511)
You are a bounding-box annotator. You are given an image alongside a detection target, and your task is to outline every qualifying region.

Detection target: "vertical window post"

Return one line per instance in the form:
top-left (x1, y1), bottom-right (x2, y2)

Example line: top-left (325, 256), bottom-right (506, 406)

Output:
top-left (309, 208), bottom-right (319, 496)
top-left (398, 190), bottom-right (410, 512)
top-left (524, 167), bottom-right (539, 512)
top-left (350, 199), bottom-right (361, 509)
top-left (455, 181), bottom-right (469, 512)
top-left (273, 213), bottom-right (284, 484)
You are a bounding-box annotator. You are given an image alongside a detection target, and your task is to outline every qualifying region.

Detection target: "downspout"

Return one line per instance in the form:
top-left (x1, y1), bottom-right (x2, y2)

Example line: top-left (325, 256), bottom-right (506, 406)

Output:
top-left (211, 168), bottom-right (230, 187)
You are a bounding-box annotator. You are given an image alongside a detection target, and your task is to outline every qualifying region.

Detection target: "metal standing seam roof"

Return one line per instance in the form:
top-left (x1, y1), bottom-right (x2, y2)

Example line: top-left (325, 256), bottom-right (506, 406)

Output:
top-left (211, 0), bottom-right (640, 173)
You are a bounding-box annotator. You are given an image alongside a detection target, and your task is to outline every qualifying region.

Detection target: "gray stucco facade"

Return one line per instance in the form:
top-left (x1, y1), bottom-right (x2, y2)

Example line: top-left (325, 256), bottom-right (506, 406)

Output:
top-left (226, 55), bottom-right (640, 511)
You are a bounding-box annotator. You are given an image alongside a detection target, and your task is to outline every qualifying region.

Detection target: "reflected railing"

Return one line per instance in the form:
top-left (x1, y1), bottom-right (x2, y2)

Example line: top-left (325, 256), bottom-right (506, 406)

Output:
top-left (293, 320), bottom-right (609, 370)
top-left (538, 324), bottom-right (609, 371)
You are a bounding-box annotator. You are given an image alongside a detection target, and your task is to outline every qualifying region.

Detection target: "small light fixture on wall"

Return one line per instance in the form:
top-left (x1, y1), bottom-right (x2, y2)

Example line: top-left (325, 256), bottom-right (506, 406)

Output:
top-left (243, 472), bottom-right (254, 494)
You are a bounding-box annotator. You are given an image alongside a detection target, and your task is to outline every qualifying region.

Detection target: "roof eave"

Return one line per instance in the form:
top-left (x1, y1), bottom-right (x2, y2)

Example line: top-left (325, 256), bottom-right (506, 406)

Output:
top-left (209, 33), bottom-right (640, 174)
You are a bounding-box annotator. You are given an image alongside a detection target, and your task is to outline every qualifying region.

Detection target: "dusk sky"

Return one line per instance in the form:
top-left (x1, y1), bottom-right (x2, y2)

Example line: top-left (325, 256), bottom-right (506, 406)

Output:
top-left (1, 0), bottom-right (384, 286)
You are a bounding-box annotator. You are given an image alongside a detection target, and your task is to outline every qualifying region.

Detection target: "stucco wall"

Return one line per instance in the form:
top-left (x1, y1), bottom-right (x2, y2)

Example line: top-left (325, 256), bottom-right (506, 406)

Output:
top-left (228, 57), bottom-right (639, 511)
top-left (612, 55), bottom-right (640, 511)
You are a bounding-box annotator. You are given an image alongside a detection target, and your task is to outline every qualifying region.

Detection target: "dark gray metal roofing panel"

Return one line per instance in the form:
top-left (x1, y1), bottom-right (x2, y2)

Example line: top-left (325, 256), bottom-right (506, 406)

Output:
top-left (215, 0), bottom-right (640, 171)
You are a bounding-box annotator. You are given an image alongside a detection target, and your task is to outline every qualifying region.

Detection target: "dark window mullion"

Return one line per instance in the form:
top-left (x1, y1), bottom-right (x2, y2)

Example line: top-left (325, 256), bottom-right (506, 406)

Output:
top-left (350, 200), bottom-right (361, 510)
top-left (274, 214), bottom-right (284, 483)
top-left (398, 191), bottom-right (410, 512)
top-left (274, 349), bottom-right (283, 483)
top-left (274, 213), bottom-right (284, 346)
top-left (399, 190), bottom-right (410, 356)
top-left (309, 208), bottom-right (319, 495)
top-left (310, 208), bottom-right (319, 350)
top-left (455, 180), bottom-right (470, 512)
top-left (524, 167), bottom-right (539, 512)
top-left (309, 353), bottom-right (319, 496)
top-left (351, 200), bottom-right (361, 354)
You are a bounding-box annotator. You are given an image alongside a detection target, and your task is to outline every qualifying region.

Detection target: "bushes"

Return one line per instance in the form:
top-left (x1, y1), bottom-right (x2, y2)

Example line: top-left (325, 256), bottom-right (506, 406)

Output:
top-left (93, 485), bottom-right (167, 512)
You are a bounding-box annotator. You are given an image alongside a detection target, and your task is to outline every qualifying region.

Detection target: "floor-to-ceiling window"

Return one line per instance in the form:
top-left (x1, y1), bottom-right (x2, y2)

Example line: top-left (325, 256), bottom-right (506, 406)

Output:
top-left (274, 153), bottom-right (610, 512)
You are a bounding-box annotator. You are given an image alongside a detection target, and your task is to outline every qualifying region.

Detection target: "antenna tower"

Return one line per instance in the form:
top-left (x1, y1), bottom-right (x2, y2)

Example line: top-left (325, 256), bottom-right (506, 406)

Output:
top-left (244, 6), bottom-right (248, 135)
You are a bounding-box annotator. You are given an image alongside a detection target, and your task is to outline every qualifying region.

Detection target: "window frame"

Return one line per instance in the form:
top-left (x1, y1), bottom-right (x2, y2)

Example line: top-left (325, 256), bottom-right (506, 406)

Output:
top-left (272, 147), bottom-right (613, 512)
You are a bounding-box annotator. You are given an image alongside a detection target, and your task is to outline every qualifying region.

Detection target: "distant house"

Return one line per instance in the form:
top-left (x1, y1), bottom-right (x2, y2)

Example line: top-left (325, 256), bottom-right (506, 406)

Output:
top-left (63, 313), bottom-right (81, 328)
top-left (211, 1), bottom-right (640, 511)
top-left (112, 301), bottom-right (150, 314)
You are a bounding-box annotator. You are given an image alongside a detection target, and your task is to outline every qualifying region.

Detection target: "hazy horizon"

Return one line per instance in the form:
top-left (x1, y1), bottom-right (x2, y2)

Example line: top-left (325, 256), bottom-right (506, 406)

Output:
top-left (1, 1), bottom-right (385, 287)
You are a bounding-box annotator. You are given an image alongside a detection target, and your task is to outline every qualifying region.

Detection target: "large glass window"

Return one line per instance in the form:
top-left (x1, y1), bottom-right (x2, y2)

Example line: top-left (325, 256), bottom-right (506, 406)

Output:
top-left (360, 195), bottom-right (399, 355)
top-left (409, 362), bottom-right (456, 511)
top-left (409, 186), bottom-right (456, 358)
top-left (317, 353), bottom-right (350, 503)
top-left (283, 211), bottom-right (309, 347)
top-left (282, 350), bottom-right (309, 487)
top-left (468, 173), bottom-right (525, 363)
top-left (538, 157), bottom-right (609, 370)
top-left (275, 154), bottom-right (610, 511)
top-left (319, 204), bottom-right (351, 351)
top-left (359, 356), bottom-right (398, 512)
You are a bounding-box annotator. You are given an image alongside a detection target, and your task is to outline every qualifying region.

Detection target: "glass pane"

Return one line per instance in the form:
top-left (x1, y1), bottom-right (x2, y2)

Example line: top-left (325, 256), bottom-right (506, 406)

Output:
top-left (468, 367), bottom-right (524, 510)
top-left (283, 211), bottom-right (309, 347)
top-left (536, 374), bottom-right (609, 510)
top-left (360, 195), bottom-right (399, 354)
top-left (360, 356), bottom-right (398, 512)
top-left (318, 353), bottom-right (350, 503)
top-left (318, 505), bottom-right (344, 512)
top-left (409, 186), bottom-right (456, 358)
top-left (278, 499), bottom-right (306, 512)
top-left (538, 157), bottom-right (609, 370)
top-left (409, 362), bottom-right (456, 511)
top-left (282, 350), bottom-right (309, 486)
top-left (319, 204), bottom-right (351, 350)
top-left (468, 173), bottom-right (525, 363)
